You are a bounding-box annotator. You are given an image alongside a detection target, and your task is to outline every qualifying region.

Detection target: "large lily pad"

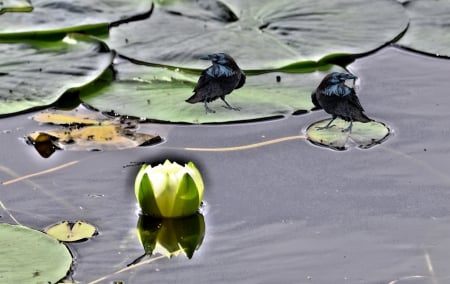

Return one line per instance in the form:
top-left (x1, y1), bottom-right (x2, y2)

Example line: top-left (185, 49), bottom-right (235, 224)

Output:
top-left (396, 0), bottom-right (450, 57)
top-left (306, 118), bottom-right (390, 150)
top-left (0, 34), bottom-right (113, 116)
top-left (0, 223), bottom-right (72, 283)
top-left (106, 0), bottom-right (408, 70)
top-left (79, 58), bottom-right (346, 123)
top-left (0, 0), bottom-right (153, 39)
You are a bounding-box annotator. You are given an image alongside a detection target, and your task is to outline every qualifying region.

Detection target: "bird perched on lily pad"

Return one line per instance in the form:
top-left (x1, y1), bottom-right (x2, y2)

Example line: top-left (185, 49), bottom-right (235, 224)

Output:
top-left (186, 53), bottom-right (246, 113)
top-left (311, 72), bottom-right (371, 132)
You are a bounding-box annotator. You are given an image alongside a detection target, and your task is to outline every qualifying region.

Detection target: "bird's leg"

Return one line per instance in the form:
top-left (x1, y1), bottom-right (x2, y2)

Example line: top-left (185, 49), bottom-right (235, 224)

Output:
top-left (316, 116), bottom-right (337, 130)
top-left (342, 119), bottom-right (353, 132)
top-left (221, 98), bottom-right (240, 111)
top-left (204, 99), bottom-right (216, 114)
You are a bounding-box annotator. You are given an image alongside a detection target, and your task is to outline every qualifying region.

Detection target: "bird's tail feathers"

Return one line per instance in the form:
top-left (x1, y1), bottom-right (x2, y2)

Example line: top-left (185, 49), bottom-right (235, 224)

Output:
top-left (355, 112), bottom-right (372, 123)
top-left (185, 93), bottom-right (202, 104)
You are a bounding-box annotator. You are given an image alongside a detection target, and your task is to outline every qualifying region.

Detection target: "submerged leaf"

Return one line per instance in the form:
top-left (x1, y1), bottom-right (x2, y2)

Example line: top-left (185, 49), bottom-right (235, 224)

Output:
top-left (396, 0), bottom-right (450, 57)
top-left (0, 223), bottom-right (72, 283)
top-left (106, 0), bottom-right (407, 70)
top-left (306, 118), bottom-right (390, 150)
top-left (0, 34), bottom-right (113, 116)
top-left (80, 58), bottom-right (345, 123)
top-left (45, 220), bottom-right (97, 242)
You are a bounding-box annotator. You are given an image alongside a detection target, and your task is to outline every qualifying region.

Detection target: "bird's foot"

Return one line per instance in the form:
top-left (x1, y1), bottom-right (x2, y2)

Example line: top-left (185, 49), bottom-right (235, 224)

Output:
top-left (222, 105), bottom-right (241, 111)
top-left (316, 124), bottom-right (335, 130)
top-left (204, 107), bottom-right (216, 114)
top-left (341, 126), bottom-right (352, 133)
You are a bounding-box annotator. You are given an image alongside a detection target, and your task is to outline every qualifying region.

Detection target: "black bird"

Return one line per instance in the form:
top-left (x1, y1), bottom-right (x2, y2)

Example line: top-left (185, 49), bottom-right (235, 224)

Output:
top-left (311, 72), bottom-right (371, 132)
top-left (186, 53), bottom-right (246, 113)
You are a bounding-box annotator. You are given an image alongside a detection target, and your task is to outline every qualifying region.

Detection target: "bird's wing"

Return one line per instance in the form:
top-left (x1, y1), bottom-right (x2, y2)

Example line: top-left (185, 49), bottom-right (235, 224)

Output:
top-left (193, 70), bottom-right (211, 93)
top-left (347, 88), bottom-right (365, 112)
top-left (235, 72), bottom-right (246, 89)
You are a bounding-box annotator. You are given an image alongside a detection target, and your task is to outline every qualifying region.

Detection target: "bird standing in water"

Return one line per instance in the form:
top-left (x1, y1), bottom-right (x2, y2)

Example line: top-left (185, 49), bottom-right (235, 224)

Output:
top-left (186, 53), bottom-right (246, 113)
top-left (311, 72), bottom-right (371, 132)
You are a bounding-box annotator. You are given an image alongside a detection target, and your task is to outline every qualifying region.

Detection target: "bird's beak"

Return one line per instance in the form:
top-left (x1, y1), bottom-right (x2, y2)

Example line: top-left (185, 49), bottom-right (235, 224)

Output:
top-left (199, 54), bottom-right (212, 60)
top-left (345, 73), bottom-right (357, 80)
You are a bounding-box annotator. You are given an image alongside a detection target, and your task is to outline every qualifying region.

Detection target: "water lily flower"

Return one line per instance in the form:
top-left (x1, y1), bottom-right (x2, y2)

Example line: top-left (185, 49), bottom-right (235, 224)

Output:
top-left (135, 160), bottom-right (204, 218)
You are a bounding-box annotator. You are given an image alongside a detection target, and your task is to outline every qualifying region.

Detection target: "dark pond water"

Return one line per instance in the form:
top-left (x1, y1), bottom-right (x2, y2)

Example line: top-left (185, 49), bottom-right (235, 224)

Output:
top-left (1, 46), bottom-right (450, 283)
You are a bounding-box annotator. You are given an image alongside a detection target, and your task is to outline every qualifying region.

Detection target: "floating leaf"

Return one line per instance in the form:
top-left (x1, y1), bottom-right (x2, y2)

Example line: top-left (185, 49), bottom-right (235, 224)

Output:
top-left (26, 106), bottom-right (162, 157)
top-left (396, 0), bottom-right (450, 57)
top-left (0, 34), bottom-right (113, 116)
top-left (0, 0), bottom-right (32, 14)
top-left (33, 104), bottom-right (111, 126)
top-left (45, 220), bottom-right (97, 242)
top-left (80, 58), bottom-right (346, 123)
top-left (106, 0), bottom-right (408, 70)
top-left (0, 223), bottom-right (72, 283)
top-left (306, 118), bottom-right (390, 150)
top-left (0, 0), bottom-right (153, 39)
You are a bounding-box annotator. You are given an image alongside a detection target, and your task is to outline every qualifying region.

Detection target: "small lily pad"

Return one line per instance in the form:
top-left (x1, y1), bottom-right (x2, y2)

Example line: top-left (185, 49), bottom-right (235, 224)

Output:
top-left (306, 118), bottom-right (390, 150)
top-left (45, 220), bottom-right (97, 242)
top-left (0, 223), bottom-right (72, 283)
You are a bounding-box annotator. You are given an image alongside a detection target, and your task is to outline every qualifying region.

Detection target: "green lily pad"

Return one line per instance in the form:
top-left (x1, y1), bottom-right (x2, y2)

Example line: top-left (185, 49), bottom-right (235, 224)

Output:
top-left (306, 118), bottom-right (390, 150)
top-left (0, 0), bottom-right (32, 14)
top-left (396, 0), bottom-right (450, 57)
top-left (0, 223), bottom-right (72, 283)
top-left (0, 34), bottom-right (113, 116)
top-left (80, 58), bottom-right (345, 123)
top-left (106, 0), bottom-right (407, 70)
top-left (0, 0), bottom-right (153, 39)
top-left (45, 220), bottom-right (97, 242)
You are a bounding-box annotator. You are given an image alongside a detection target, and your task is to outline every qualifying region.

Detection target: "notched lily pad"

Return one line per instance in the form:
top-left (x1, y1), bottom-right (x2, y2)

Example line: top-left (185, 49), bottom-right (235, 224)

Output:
top-left (0, 34), bottom-right (113, 116)
top-left (107, 0), bottom-right (408, 70)
top-left (396, 0), bottom-right (450, 57)
top-left (45, 220), bottom-right (97, 242)
top-left (80, 58), bottom-right (345, 123)
top-left (306, 118), bottom-right (390, 150)
top-left (0, 223), bottom-right (72, 283)
top-left (26, 107), bottom-right (162, 157)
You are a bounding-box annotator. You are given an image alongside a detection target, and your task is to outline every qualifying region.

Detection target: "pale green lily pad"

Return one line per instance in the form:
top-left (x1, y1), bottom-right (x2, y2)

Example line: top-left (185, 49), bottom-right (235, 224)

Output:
top-left (107, 0), bottom-right (407, 70)
top-left (45, 220), bottom-right (97, 242)
top-left (0, 0), bottom-right (32, 14)
top-left (80, 58), bottom-right (345, 123)
top-left (306, 118), bottom-right (390, 150)
top-left (0, 0), bottom-right (152, 39)
top-left (0, 223), bottom-right (72, 283)
top-left (0, 34), bottom-right (113, 116)
top-left (396, 0), bottom-right (450, 57)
